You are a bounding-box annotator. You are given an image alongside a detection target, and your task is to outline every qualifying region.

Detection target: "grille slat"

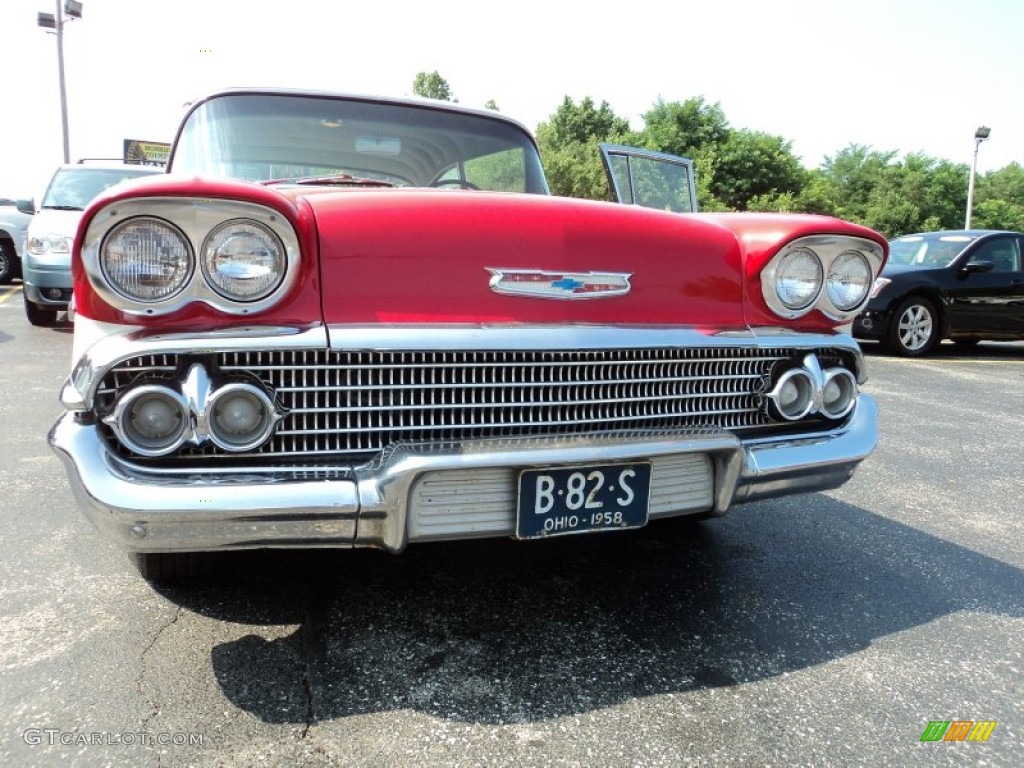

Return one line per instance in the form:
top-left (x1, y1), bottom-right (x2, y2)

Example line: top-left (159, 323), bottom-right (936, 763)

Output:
top-left (96, 346), bottom-right (841, 464)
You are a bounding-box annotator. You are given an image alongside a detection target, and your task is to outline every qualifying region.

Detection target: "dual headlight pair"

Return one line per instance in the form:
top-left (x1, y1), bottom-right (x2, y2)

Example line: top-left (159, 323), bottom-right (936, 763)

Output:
top-left (762, 235), bottom-right (885, 320)
top-left (82, 198), bottom-right (300, 315)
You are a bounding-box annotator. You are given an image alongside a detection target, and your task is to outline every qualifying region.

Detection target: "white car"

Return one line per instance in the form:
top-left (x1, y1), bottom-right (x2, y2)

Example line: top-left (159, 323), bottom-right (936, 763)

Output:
top-left (0, 197), bottom-right (31, 283)
top-left (23, 163), bottom-right (161, 325)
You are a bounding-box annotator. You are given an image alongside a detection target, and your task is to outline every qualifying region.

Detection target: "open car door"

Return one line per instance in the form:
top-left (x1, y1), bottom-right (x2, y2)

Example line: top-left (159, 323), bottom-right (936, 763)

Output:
top-left (600, 143), bottom-right (698, 213)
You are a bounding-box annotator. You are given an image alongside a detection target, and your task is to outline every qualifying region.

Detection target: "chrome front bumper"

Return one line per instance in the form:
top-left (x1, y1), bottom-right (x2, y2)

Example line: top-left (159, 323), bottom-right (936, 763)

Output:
top-left (48, 396), bottom-right (878, 553)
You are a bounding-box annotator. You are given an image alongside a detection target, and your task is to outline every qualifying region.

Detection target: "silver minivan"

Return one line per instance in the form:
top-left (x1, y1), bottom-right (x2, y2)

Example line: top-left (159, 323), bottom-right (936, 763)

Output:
top-left (23, 163), bottom-right (161, 325)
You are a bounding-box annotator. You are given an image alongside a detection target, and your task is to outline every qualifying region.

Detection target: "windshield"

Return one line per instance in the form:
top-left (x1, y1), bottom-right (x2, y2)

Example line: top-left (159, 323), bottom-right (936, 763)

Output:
top-left (41, 167), bottom-right (160, 210)
top-left (888, 233), bottom-right (976, 267)
top-left (171, 93), bottom-right (549, 194)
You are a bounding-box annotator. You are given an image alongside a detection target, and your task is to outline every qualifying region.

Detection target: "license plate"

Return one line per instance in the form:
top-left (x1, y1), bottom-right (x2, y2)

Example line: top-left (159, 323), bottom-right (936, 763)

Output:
top-left (516, 462), bottom-right (652, 539)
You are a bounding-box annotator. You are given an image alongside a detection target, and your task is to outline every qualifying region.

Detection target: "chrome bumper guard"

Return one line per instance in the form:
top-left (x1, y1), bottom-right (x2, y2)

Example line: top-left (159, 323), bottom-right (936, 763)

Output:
top-left (48, 396), bottom-right (878, 553)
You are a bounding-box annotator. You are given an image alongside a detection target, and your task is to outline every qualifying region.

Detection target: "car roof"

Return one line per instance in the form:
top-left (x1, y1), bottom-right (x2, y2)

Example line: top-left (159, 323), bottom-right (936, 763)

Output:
top-left (181, 87), bottom-right (536, 137)
top-left (894, 229), bottom-right (1022, 239)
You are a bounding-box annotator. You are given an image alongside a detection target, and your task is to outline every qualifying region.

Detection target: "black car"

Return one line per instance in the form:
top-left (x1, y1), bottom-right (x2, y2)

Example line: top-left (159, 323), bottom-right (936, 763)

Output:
top-left (853, 230), bottom-right (1024, 356)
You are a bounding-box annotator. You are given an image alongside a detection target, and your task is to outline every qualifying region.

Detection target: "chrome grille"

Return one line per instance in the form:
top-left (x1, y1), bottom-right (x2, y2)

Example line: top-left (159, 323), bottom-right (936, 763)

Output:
top-left (96, 347), bottom-right (841, 463)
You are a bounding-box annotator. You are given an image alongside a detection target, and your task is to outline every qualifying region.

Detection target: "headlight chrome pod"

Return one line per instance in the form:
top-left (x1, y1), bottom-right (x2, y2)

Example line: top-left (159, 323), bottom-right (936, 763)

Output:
top-left (205, 381), bottom-right (279, 452)
top-left (102, 383), bottom-right (189, 457)
top-left (821, 368), bottom-right (858, 419)
top-left (762, 355), bottom-right (860, 423)
top-left (102, 364), bottom-right (286, 457)
top-left (765, 368), bottom-right (817, 421)
top-left (761, 235), bottom-right (885, 320)
top-left (81, 198), bottom-right (301, 316)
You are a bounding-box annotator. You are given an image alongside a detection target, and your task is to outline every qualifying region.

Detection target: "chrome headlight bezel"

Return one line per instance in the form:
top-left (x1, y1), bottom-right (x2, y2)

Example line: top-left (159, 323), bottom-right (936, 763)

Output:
top-left (81, 197), bottom-right (301, 316)
top-left (761, 235), bottom-right (886, 320)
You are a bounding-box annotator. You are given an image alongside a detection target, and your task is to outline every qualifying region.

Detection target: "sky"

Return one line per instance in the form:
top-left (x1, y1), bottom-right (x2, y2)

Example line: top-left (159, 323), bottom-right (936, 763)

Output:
top-left (1, 0), bottom-right (1022, 198)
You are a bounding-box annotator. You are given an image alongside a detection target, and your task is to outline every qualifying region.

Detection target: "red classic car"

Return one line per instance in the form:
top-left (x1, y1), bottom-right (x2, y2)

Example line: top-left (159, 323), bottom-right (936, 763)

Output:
top-left (48, 89), bottom-right (887, 580)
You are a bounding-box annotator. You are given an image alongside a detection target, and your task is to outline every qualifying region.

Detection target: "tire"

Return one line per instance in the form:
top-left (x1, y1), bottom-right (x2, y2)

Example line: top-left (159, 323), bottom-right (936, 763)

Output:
top-left (884, 296), bottom-right (939, 357)
top-left (0, 241), bottom-right (16, 284)
top-left (132, 552), bottom-right (216, 582)
top-left (23, 293), bottom-right (59, 327)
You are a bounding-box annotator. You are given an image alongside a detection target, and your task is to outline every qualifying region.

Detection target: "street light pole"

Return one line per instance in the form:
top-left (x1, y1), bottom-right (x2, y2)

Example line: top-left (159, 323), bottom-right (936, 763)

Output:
top-left (37, 1), bottom-right (82, 164)
top-left (55, 0), bottom-right (70, 164)
top-left (965, 125), bottom-right (991, 230)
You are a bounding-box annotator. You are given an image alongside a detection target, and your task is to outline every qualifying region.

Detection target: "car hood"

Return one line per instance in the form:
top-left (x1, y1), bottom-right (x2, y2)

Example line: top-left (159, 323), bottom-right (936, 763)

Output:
top-left (880, 262), bottom-right (946, 278)
top-left (28, 207), bottom-right (83, 241)
top-left (297, 189), bottom-right (748, 328)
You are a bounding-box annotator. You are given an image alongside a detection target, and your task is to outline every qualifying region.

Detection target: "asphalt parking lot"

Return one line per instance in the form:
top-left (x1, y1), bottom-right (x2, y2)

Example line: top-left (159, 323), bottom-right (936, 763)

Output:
top-left (1, 283), bottom-right (1021, 767)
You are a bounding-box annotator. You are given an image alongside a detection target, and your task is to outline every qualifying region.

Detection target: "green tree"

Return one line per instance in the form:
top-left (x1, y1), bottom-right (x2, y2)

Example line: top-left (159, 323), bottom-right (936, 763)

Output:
top-left (974, 163), bottom-right (1024, 230)
top-left (412, 71), bottom-right (455, 102)
top-left (638, 97), bottom-right (730, 159)
top-left (536, 96), bottom-right (631, 199)
top-left (709, 130), bottom-right (806, 211)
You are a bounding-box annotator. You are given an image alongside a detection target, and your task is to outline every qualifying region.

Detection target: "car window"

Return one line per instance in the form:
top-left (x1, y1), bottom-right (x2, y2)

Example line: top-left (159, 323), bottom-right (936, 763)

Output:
top-left (971, 237), bottom-right (1021, 273)
top-left (42, 168), bottom-right (159, 210)
top-left (171, 93), bottom-right (548, 194)
top-left (888, 234), bottom-right (973, 267)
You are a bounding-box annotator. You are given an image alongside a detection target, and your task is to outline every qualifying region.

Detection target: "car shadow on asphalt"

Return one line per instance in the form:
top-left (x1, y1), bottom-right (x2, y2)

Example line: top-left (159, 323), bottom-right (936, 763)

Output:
top-left (150, 495), bottom-right (1024, 725)
top-left (860, 339), bottom-right (1024, 359)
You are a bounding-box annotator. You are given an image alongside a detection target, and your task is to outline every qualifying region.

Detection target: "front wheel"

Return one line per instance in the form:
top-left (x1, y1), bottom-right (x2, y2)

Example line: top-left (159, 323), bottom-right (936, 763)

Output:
top-left (884, 296), bottom-right (939, 356)
top-left (24, 293), bottom-right (58, 327)
top-left (0, 241), bottom-right (17, 284)
top-left (133, 552), bottom-right (216, 582)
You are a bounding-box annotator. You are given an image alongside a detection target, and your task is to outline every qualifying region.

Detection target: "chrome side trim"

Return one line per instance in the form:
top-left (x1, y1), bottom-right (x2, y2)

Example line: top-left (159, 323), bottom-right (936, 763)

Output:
top-left (325, 324), bottom-right (865, 353)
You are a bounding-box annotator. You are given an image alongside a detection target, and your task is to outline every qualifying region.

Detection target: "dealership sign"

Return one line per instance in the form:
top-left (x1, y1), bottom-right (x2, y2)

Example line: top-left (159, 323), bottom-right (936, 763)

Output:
top-left (123, 139), bottom-right (170, 166)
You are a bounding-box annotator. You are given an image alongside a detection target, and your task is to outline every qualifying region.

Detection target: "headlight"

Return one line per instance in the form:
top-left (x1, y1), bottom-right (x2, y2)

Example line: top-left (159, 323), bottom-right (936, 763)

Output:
top-left (825, 250), bottom-right (872, 311)
top-left (774, 247), bottom-right (823, 311)
top-left (100, 217), bottom-right (193, 301)
top-left (28, 234), bottom-right (70, 255)
top-left (201, 219), bottom-right (286, 301)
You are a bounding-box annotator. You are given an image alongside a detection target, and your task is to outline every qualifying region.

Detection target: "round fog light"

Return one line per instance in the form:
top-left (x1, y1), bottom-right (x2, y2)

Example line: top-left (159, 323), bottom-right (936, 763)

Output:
top-left (207, 383), bottom-right (277, 452)
top-left (767, 369), bottom-right (815, 421)
top-left (106, 385), bottom-right (188, 456)
top-left (822, 369), bottom-right (858, 419)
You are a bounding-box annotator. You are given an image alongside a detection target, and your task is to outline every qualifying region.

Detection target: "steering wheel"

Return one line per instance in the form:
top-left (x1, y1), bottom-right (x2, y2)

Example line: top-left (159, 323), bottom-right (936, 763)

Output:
top-left (429, 178), bottom-right (480, 191)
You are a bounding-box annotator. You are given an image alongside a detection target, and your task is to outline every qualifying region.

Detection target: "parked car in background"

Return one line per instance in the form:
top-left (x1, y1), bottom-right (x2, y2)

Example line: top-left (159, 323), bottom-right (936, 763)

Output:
top-left (854, 230), bottom-right (1024, 356)
top-left (49, 88), bottom-right (888, 580)
top-left (0, 197), bottom-right (31, 283)
top-left (22, 163), bottom-right (162, 325)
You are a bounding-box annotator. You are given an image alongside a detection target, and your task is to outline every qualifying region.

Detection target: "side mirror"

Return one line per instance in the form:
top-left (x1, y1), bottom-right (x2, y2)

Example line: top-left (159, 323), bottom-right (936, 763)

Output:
top-left (962, 260), bottom-right (993, 275)
top-left (15, 198), bottom-right (35, 215)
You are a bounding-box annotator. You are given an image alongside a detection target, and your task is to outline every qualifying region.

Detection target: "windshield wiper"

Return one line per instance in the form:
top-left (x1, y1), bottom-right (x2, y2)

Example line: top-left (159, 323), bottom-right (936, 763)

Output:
top-left (261, 174), bottom-right (393, 188)
top-left (42, 204), bottom-right (85, 211)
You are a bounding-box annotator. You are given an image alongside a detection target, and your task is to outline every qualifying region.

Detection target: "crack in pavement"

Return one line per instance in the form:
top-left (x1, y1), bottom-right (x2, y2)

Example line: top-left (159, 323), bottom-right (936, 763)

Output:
top-left (299, 578), bottom-right (328, 740)
top-left (138, 603), bottom-right (183, 731)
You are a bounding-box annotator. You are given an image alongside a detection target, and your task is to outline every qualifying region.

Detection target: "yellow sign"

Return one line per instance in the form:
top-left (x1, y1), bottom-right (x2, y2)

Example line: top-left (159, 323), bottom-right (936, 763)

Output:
top-left (123, 140), bottom-right (170, 166)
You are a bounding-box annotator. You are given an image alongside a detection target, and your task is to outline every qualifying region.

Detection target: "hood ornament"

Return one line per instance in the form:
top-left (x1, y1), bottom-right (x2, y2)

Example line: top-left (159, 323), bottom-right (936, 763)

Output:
top-left (487, 269), bottom-right (632, 300)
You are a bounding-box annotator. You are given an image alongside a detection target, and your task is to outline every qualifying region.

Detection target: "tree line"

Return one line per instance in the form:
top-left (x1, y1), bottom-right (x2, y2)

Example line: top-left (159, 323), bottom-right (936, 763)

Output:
top-left (414, 72), bottom-right (1023, 237)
